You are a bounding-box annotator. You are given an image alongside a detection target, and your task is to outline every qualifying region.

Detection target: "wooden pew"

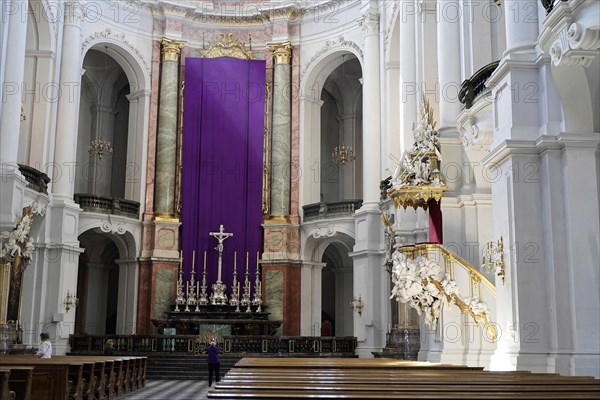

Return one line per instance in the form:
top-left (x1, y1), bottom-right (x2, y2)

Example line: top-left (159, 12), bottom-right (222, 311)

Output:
top-left (207, 357), bottom-right (600, 399)
top-left (2, 366), bottom-right (33, 400)
top-left (0, 367), bottom-right (12, 400)
top-left (0, 355), bottom-right (84, 400)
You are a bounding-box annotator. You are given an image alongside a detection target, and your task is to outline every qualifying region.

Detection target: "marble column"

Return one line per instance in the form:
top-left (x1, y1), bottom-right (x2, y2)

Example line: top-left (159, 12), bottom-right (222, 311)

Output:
top-left (53, 1), bottom-right (84, 200)
top-left (399, 0), bottom-right (418, 153)
top-left (154, 38), bottom-right (185, 218)
top-left (0, 0), bottom-right (28, 166)
top-left (267, 42), bottom-right (293, 219)
top-left (436, 0), bottom-right (462, 134)
top-left (358, 10), bottom-right (382, 209)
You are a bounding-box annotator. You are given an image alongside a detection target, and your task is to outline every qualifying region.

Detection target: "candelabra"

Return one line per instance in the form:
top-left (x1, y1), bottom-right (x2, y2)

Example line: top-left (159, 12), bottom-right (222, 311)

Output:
top-left (251, 260), bottom-right (262, 313)
top-left (482, 237), bottom-right (505, 283)
top-left (198, 251), bottom-right (209, 305)
top-left (186, 253), bottom-right (198, 312)
top-left (240, 252), bottom-right (252, 311)
top-left (350, 294), bottom-right (364, 317)
top-left (174, 256), bottom-right (186, 312)
top-left (230, 252), bottom-right (239, 307)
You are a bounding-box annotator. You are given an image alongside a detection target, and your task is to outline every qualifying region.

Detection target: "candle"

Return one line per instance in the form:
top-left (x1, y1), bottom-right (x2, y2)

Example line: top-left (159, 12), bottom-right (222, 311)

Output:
top-left (196, 281), bottom-right (199, 297)
top-left (192, 250), bottom-right (196, 272)
top-left (186, 281), bottom-right (188, 296)
top-left (256, 251), bottom-right (259, 272)
top-left (237, 282), bottom-right (240, 299)
top-left (245, 252), bottom-right (249, 275)
top-left (234, 251), bottom-right (237, 273)
top-left (203, 251), bottom-right (207, 274)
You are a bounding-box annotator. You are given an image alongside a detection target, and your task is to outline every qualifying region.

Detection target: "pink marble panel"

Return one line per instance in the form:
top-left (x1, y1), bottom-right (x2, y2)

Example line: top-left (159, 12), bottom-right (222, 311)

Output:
top-left (290, 45), bottom-right (301, 224)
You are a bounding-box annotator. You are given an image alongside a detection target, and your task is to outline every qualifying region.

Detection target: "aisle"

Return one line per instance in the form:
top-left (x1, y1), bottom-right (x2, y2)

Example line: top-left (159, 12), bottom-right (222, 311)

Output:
top-left (121, 380), bottom-right (209, 400)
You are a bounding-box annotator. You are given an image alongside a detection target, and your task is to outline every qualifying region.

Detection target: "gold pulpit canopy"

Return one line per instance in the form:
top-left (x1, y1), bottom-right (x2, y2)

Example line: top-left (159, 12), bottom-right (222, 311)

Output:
top-left (388, 98), bottom-right (447, 210)
top-left (201, 33), bottom-right (254, 60)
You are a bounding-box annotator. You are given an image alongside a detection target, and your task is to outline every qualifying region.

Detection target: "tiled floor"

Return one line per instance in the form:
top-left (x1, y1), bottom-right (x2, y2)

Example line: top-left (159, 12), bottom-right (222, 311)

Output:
top-left (120, 380), bottom-right (211, 399)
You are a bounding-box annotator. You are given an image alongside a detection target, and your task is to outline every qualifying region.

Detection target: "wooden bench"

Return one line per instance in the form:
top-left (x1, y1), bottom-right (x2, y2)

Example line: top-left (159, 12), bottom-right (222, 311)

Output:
top-left (0, 355), bottom-right (84, 400)
top-left (0, 367), bottom-right (13, 400)
top-left (1, 366), bottom-right (34, 400)
top-left (206, 357), bottom-right (600, 399)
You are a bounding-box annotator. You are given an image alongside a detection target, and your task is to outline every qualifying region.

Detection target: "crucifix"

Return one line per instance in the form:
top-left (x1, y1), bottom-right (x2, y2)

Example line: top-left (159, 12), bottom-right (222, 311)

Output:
top-left (209, 224), bottom-right (233, 283)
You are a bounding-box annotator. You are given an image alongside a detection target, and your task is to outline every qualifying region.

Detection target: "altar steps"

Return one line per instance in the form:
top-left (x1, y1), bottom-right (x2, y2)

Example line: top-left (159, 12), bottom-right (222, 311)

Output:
top-left (146, 355), bottom-right (242, 380)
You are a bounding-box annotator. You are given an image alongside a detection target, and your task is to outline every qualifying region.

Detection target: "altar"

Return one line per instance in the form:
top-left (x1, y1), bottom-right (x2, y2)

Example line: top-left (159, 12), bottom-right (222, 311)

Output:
top-left (155, 225), bottom-right (282, 338)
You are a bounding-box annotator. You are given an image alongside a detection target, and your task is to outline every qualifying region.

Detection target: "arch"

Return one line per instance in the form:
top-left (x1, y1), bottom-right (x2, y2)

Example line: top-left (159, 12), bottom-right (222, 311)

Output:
top-left (80, 39), bottom-right (150, 204)
top-left (302, 48), bottom-right (363, 102)
top-left (303, 229), bottom-right (355, 263)
top-left (76, 227), bottom-right (138, 334)
top-left (82, 40), bottom-right (149, 94)
top-left (300, 49), bottom-right (364, 206)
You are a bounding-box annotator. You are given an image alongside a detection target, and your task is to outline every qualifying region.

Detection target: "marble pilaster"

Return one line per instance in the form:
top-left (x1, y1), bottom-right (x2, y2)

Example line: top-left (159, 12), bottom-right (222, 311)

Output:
top-left (154, 38), bottom-right (184, 217)
top-left (0, 0), bottom-right (28, 166)
top-left (268, 42), bottom-right (293, 218)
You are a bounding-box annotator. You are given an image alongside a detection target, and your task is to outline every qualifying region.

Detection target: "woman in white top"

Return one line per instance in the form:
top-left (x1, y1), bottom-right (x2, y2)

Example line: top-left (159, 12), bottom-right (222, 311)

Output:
top-left (35, 332), bottom-right (52, 358)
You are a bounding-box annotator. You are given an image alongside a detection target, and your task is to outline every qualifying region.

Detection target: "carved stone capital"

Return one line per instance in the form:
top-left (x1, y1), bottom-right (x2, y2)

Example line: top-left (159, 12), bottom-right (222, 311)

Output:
top-left (358, 11), bottom-right (379, 36)
top-left (268, 42), bottom-right (293, 65)
top-left (64, 0), bottom-right (85, 26)
top-left (161, 38), bottom-right (186, 62)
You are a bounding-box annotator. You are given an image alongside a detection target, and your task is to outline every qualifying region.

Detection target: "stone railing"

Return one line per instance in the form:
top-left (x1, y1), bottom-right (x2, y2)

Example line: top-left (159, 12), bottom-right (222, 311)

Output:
top-left (458, 60), bottom-right (500, 109)
top-left (302, 200), bottom-right (363, 221)
top-left (69, 334), bottom-right (357, 356)
top-left (74, 193), bottom-right (140, 219)
top-left (18, 164), bottom-right (50, 194)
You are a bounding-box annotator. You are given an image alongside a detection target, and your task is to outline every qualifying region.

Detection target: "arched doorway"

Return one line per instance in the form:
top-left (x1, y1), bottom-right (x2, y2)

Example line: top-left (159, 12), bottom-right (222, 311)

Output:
top-left (321, 242), bottom-right (353, 337)
top-left (75, 228), bottom-right (138, 335)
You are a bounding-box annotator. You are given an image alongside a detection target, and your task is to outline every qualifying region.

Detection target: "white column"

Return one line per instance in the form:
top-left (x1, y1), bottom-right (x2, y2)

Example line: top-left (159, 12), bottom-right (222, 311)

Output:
top-left (359, 9), bottom-right (382, 209)
top-left (52, 1), bottom-right (84, 200)
top-left (399, 0), bottom-right (417, 153)
top-left (117, 260), bottom-right (139, 335)
top-left (300, 95), bottom-right (323, 206)
top-left (0, 0), bottom-right (28, 165)
top-left (436, 0), bottom-right (462, 133)
top-left (311, 263), bottom-right (324, 335)
top-left (503, 0), bottom-right (539, 58)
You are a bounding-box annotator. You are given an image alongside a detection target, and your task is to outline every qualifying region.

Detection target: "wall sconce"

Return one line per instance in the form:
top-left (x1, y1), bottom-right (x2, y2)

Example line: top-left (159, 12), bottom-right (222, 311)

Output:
top-left (350, 294), bottom-right (364, 317)
top-left (482, 237), bottom-right (505, 284)
top-left (64, 290), bottom-right (79, 312)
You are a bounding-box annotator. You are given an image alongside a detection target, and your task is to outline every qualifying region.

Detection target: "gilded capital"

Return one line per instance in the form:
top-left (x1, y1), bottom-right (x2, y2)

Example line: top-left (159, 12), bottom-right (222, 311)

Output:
top-left (161, 38), bottom-right (186, 62)
top-left (268, 42), bottom-right (293, 65)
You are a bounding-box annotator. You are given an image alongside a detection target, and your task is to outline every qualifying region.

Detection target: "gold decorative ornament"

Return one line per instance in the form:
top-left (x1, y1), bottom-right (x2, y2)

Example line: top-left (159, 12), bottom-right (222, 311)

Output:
top-left (332, 144), bottom-right (356, 165)
top-left (201, 33), bottom-right (254, 60)
top-left (88, 138), bottom-right (113, 160)
top-left (154, 212), bottom-right (180, 222)
top-left (388, 97), bottom-right (446, 210)
top-left (161, 38), bottom-right (186, 62)
top-left (268, 42), bottom-right (293, 65)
